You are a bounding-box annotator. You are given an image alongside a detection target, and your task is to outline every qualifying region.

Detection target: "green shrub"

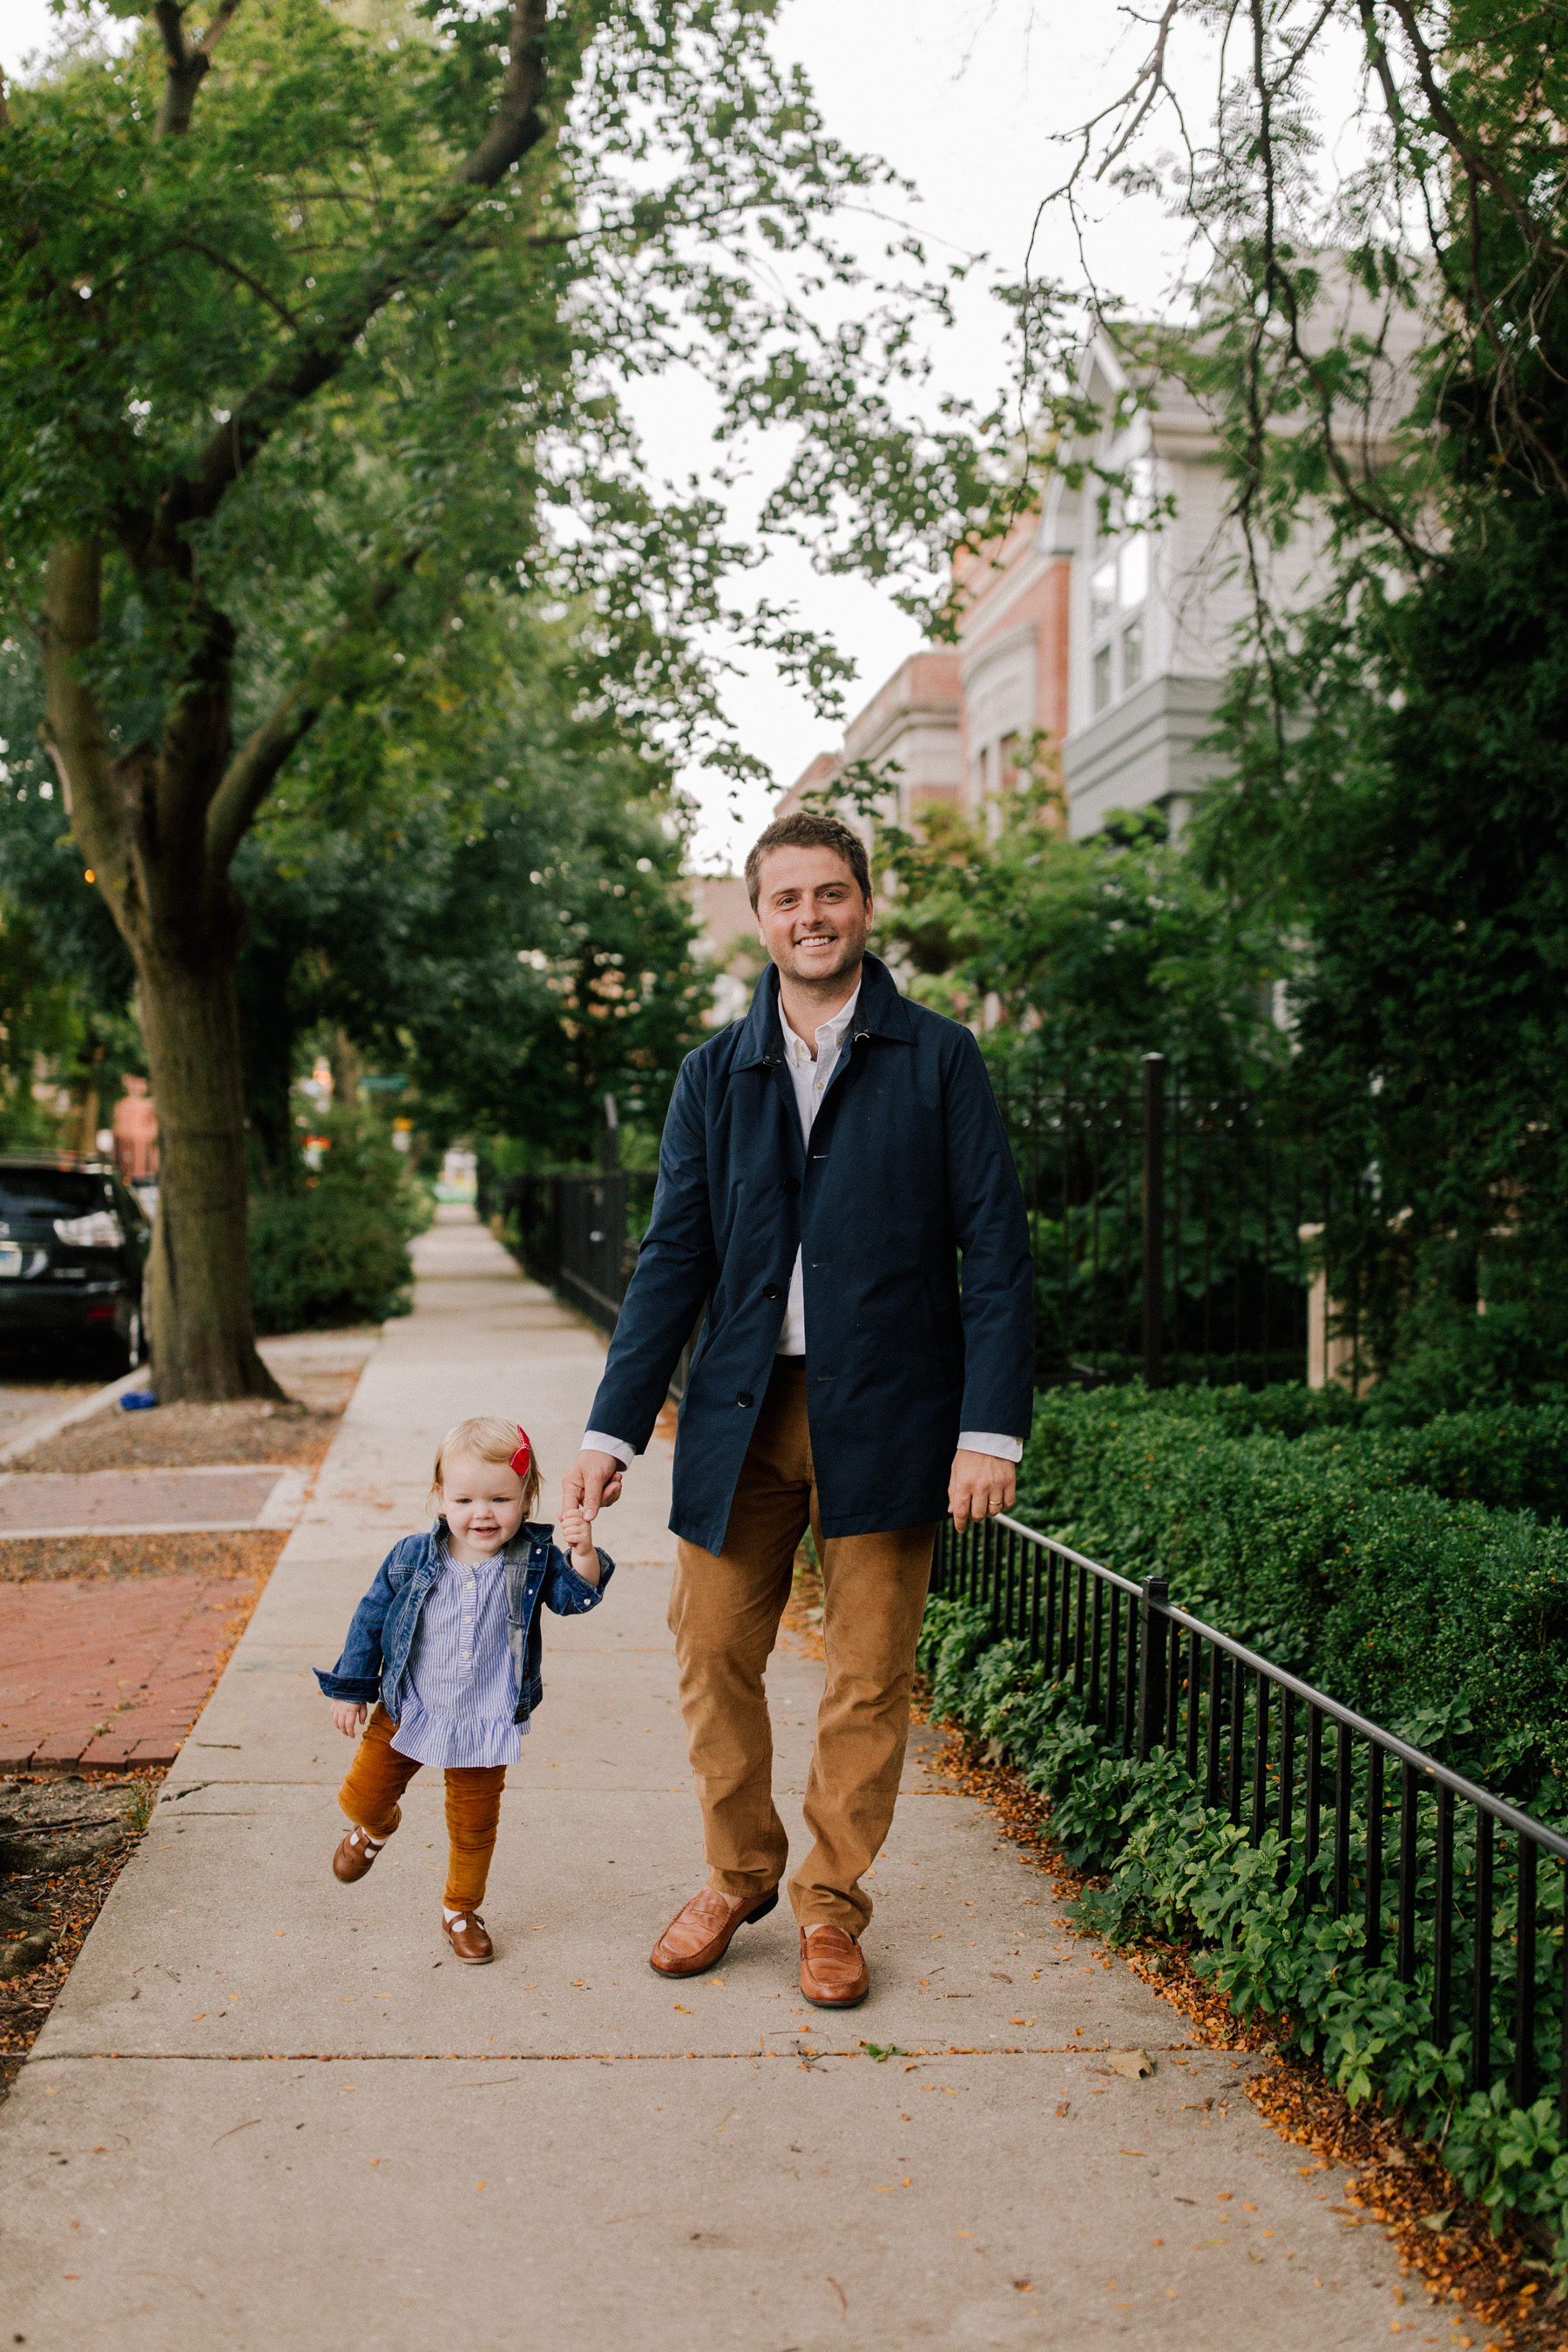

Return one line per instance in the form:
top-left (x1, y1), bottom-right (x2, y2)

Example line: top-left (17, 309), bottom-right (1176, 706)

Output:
top-left (248, 1113), bottom-right (429, 1334)
top-left (917, 1593), bottom-right (1568, 2264)
top-left (1012, 1387), bottom-right (1568, 1784)
top-left (1020, 1379), bottom-right (1568, 1519)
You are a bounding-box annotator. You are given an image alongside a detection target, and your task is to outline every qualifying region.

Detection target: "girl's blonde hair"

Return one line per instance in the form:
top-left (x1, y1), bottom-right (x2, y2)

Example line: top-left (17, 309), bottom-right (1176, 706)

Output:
top-left (430, 1416), bottom-right (544, 1520)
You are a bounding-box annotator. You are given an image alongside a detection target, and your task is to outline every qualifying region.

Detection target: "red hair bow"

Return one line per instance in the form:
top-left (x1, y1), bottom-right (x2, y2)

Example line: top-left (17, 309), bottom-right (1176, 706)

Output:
top-left (510, 1426), bottom-right (531, 1478)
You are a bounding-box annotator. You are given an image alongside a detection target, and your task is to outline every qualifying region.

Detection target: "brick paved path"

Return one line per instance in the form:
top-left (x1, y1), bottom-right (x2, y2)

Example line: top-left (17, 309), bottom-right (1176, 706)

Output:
top-left (0, 1573), bottom-right (264, 1769)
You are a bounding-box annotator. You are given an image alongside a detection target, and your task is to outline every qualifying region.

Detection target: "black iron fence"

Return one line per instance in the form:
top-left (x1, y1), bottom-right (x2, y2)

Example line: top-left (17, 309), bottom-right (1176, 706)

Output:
top-left (934, 1512), bottom-right (1568, 2124)
top-left (997, 1052), bottom-right (1356, 1392)
top-left (492, 1102), bottom-right (693, 1398)
top-left (495, 1057), bottom-right (1368, 1401)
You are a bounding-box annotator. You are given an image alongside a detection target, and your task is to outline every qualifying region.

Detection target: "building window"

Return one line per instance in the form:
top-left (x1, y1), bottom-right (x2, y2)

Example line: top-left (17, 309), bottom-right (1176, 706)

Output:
top-left (1087, 472), bottom-right (1154, 717)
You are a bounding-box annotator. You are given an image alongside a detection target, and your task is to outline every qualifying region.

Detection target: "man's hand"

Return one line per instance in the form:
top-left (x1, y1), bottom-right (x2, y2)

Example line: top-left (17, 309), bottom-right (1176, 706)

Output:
top-left (948, 1449), bottom-right (1016, 1533)
top-left (330, 1700), bottom-right (368, 1740)
top-left (563, 1449), bottom-right (625, 1524)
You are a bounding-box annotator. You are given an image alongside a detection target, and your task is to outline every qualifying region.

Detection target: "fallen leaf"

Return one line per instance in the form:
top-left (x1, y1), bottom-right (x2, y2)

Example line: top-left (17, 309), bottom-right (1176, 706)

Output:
top-left (1106, 2050), bottom-right (1155, 2079)
top-left (673, 2004), bottom-right (693, 2014)
top-left (1055, 2101), bottom-right (1070, 2117)
top-left (1119, 2148), bottom-right (1146, 2157)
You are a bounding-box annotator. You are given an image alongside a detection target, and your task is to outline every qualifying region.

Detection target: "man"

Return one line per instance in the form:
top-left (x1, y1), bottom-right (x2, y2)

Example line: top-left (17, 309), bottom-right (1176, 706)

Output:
top-left (564, 809), bottom-right (1033, 2008)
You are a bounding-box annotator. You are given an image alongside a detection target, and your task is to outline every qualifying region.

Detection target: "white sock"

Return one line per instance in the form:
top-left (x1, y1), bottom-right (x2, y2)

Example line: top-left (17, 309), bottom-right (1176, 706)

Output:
top-left (443, 1908), bottom-right (466, 1924)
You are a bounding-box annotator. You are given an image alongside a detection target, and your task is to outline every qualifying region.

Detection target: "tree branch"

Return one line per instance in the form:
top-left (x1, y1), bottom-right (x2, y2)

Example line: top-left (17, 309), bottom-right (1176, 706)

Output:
top-left (39, 543), bottom-right (132, 907)
top-left (171, 235), bottom-right (301, 328)
top-left (137, 0), bottom-right (558, 571)
top-left (1383, 0), bottom-right (1567, 267)
top-left (155, 0), bottom-right (244, 139)
top-left (203, 551), bottom-right (420, 873)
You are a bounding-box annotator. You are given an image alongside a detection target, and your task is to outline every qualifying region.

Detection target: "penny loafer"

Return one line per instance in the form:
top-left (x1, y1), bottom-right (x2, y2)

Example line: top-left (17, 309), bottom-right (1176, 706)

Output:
top-left (443, 1912), bottom-right (494, 1963)
top-left (332, 1825), bottom-right (384, 1884)
top-left (800, 1923), bottom-right (869, 2008)
top-left (649, 1884), bottom-right (780, 1978)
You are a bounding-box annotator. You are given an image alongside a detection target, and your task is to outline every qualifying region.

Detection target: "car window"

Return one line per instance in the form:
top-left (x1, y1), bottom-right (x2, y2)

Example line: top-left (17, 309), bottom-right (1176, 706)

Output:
top-left (0, 1170), bottom-right (107, 1218)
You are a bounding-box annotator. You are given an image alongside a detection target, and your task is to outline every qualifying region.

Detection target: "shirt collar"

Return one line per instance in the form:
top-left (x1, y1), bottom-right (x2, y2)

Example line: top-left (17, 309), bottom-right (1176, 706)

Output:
top-left (777, 981), bottom-right (862, 1061)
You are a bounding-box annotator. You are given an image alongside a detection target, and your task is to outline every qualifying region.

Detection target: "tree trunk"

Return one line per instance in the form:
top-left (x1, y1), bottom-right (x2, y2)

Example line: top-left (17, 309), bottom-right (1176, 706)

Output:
top-left (40, 539), bottom-right (281, 1405)
top-left (137, 941), bottom-right (282, 1403)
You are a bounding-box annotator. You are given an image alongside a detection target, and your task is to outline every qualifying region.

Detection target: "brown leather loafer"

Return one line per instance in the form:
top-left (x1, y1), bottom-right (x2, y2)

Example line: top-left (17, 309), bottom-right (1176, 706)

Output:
top-left (332, 1825), bottom-right (384, 1884)
top-left (649, 1884), bottom-right (779, 1978)
top-left (443, 1912), bottom-right (494, 1963)
top-left (800, 1923), bottom-right (869, 2008)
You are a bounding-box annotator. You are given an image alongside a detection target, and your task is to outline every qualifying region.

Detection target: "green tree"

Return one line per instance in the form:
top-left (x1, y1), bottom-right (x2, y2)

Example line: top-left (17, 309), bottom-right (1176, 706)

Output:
top-left (1017, 0), bottom-right (1568, 1400)
top-left (869, 784), bottom-right (1282, 1094)
top-left (0, 610), bottom-right (706, 1183)
top-left (0, 0), bottom-right (996, 1397)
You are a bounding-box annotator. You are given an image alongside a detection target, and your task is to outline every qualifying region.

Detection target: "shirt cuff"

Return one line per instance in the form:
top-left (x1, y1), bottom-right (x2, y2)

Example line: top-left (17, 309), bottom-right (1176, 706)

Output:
top-left (957, 1430), bottom-right (1024, 1463)
top-left (582, 1430), bottom-right (636, 1469)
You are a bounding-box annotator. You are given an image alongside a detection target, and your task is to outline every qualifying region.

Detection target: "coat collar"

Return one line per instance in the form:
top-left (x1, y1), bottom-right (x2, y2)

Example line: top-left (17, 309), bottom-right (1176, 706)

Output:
top-left (732, 953), bottom-right (913, 1071)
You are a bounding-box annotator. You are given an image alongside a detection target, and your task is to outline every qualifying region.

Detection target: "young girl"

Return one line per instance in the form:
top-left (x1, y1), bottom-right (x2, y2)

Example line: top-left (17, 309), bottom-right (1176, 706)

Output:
top-left (314, 1415), bottom-right (612, 1963)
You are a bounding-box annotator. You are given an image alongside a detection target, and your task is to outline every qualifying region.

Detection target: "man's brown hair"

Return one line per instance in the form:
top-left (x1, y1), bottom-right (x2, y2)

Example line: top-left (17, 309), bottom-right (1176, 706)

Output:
top-left (744, 810), bottom-right (872, 910)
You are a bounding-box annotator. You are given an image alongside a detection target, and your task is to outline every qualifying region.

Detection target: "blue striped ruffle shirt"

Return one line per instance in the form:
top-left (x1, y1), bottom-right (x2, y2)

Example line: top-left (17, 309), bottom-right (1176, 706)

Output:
top-left (389, 1542), bottom-right (527, 1770)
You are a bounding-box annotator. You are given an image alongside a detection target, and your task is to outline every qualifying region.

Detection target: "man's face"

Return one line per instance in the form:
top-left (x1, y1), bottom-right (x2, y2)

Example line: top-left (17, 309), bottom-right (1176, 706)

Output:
top-left (754, 845), bottom-right (872, 988)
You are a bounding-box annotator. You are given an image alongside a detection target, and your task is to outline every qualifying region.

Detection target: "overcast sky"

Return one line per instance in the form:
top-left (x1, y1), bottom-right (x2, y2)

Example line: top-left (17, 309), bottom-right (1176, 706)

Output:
top-left (1, 0), bottom-right (1223, 868)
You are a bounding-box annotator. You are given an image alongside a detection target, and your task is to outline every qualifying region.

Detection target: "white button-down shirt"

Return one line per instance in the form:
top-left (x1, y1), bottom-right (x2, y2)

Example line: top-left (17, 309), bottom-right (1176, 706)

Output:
top-left (774, 984), bottom-right (860, 1355)
top-left (585, 974), bottom-right (1021, 1467)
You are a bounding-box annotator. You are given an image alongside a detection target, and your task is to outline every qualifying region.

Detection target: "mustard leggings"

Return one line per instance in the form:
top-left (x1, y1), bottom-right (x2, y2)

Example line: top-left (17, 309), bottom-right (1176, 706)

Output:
top-left (338, 1703), bottom-right (507, 1911)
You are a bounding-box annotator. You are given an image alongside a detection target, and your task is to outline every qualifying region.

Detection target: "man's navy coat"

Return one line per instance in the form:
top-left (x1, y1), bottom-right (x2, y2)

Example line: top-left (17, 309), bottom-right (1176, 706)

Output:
top-left (587, 954), bottom-right (1034, 1555)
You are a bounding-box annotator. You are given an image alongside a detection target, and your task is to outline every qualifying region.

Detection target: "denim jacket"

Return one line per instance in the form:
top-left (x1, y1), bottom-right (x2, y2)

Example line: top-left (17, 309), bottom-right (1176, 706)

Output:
top-left (314, 1521), bottom-right (612, 1728)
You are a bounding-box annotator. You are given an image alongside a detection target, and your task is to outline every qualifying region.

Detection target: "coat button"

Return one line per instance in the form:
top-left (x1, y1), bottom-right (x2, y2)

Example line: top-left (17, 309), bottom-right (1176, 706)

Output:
top-left (736, 1390), bottom-right (754, 1408)
top-left (762, 1283), bottom-right (781, 1301)
top-left (781, 1176), bottom-right (800, 1194)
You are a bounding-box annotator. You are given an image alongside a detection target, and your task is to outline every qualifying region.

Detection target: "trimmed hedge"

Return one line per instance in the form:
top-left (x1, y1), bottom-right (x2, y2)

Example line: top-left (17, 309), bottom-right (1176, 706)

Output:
top-left (1014, 1388), bottom-right (1568, 1787)
top-left (1020, 1381), bottom-right (1568, 1520)
top-left (917, 1594), bottom-right (1568, 2261)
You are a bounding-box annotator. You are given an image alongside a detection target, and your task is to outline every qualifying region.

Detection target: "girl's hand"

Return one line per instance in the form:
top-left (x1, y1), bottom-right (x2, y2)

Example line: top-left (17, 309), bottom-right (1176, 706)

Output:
top-left (330, 1700), bottom-right (368, 1739)
top-left (558, 1501), bottom-right (601, 1585)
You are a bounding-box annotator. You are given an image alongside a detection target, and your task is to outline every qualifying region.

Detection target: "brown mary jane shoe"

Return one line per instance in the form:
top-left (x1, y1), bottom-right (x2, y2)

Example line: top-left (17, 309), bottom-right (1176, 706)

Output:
top-left (332, 1825), bottom-right (384, 1884)
top-left (443, 1912), bottom-right (494, 1963)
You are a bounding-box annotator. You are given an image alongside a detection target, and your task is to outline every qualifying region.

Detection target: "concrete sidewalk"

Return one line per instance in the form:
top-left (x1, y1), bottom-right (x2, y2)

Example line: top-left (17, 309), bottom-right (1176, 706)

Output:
top-left (0, 1214), bottom-right (1413, 2349)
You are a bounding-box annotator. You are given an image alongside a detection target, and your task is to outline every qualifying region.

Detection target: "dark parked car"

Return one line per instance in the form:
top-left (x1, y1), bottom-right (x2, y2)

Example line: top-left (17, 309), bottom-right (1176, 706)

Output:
top-left (0, 1159), bottom-right (151, 1371)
